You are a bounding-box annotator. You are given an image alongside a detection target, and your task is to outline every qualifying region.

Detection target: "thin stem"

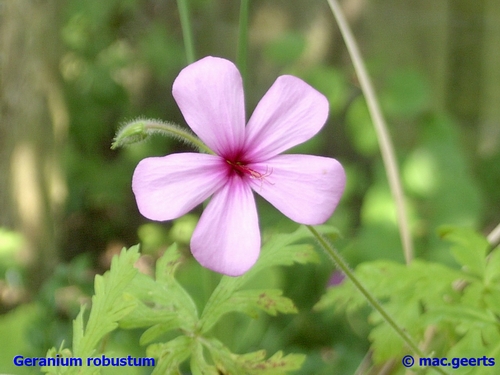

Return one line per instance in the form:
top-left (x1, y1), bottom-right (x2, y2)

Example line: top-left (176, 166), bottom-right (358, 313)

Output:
top-left (177, 0), bottom-right (196, 64)
top-left (145, 122), bottom-right (215, 155)
top-left (326, 0), bottom-right (413, 264)
top-left (237, 0), bottom-right (250, 89)
top-left (306, 227), bottom-right (418, 353)
top-left (306, 225), bottom-right (450, 375)
top-left (487, 222), bottom-right (500, 246)
top-left (112, 118), bottom-right (216, 154)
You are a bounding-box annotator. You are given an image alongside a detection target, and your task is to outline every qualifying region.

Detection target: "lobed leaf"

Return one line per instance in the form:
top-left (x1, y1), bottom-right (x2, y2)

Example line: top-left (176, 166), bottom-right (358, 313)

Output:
top-left (190, 340), bottom-right (220, 375)
top-left (200, 225), bottom-right (329, 332)
top-left (484, 245), bottom-right (500, 285)
top-left (73, 245), bottom-right (140, 358)
top-left (206, 337), bottom-right (306, 375)
top-left (439, 226), bottom-right (489, 278)
top-left (120, 244), bottom-right (199, 341)
top-left (43, 247), bottom-right (141, 374)
top-left (147, 335), bottom-right (193, 375)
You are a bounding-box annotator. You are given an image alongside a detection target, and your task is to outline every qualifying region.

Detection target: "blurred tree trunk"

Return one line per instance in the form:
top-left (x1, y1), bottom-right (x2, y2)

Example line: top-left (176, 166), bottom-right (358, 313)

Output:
top-left (478, 0), bottom-right (500, 157)
top-left (446, 0), bottom-right (486, 129)
top-left (0, 0), bottom-right (67, 296)
top-left (363, 0), bottom-right (450, 111)
top-left (362, 0), bottom-right (499, 149)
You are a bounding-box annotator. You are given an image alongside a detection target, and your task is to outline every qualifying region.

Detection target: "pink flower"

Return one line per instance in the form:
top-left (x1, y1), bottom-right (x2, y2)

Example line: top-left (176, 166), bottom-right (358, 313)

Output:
top-left (132, 56), bottom-right (345, 276)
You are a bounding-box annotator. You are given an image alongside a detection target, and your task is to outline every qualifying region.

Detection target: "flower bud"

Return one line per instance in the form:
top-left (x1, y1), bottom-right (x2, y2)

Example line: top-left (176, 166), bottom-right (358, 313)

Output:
top-left (111, 120), bottom-right (149, 149)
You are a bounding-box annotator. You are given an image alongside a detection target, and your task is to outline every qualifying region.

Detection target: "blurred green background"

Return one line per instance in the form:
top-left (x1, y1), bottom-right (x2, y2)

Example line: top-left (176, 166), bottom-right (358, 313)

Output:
top-left (0, 0), bottom-right (499, 374)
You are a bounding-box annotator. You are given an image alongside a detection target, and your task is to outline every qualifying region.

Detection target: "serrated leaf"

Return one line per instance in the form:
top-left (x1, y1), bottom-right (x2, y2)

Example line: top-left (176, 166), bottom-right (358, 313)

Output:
top-left (190, 340), bottom-right (219, 375)
top-left (155, 242), bottom-right (184, 282)
top-left (119, 244), bottom-right (198, 337)
top-left (369, 321), bottom-right (406, 364)
top-left (200, 226), bottom-right (327, 332)
top-left (424, 306), bottom-right (498, 326)
top-left (314, 260), bottom-right (404, 313)
top-left (484, 286), bottom-right (500, 315)
top-left (213, 289), bottom-right (298, 321)
top-left (439, 226), bottom-right (489, 278)
top-left (147, 335), bottom-right (193, 375)
top-left (484, 246), bottom-right (500, 285)
top-left (140, 319), bottom-right (184, 345)
top-left (446, 330), bottom-right (490, 375)
top-left (119, 301), bottom-right (180, 329)
top-left (206, 338), bottom-right (305, 374)
top-left (315, 259), bottom-right (463, 314)
top-left (155, 244), bottom-right (198, 318)
top-left (247, 225), bottom-right (326, 280)
top-left (73, 245), bottom-right (140, 358)
top-left (72, 305), bottom-right (85, 352)
top-left (369, 299), bottom-right (421, 363)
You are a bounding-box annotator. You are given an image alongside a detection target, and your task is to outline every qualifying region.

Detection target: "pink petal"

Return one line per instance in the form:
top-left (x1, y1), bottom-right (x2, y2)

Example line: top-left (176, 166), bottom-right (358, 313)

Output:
top-left (249, 155), bottom-right (345, 225)
top-left (243, 75), bottom-right (329, 162)
top-left (132, 153), bottom-right (227, 221)
top-left (172, 56), bottom-right (246, 158)
top-left (190, 176), bottom-right (260, 276)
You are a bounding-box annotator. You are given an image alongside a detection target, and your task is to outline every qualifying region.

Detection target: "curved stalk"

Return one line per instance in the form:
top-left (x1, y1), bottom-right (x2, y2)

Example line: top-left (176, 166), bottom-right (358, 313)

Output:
top-left (306, 225), bottom-right (449, 375)
top-left (326, 0), bottom-right (414, 264)
top-left (112, 119), bottom-right (215, 155)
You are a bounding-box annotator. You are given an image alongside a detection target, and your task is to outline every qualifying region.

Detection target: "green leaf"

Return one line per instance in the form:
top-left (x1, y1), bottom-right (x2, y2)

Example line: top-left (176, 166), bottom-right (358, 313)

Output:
top-left (72, 305), bottom-right (85, 353)
top-left (313, 276), bottom-right (365, 314)
top-left (439, 226), bottom-right (489, 278)
top-left (154, 243), bottom-right (198, 316)
top-left (369, 321), bottom-right (405, 364)
top-left (485, 246), bottom-right (500, 285)
top-left (425, 306), bottom-right (498, 327)
top-left (446, 330), bottom-right (491, 375)
top-left (73, 245), bottom-right (140, 358)
top-left (200, 226), bottom-right (324, 333)
top-left (119, 244), bottom-right (198, 343)
top-left (140, 319), bottom-right (185, 345)
top-left (119, 297), bottom-right (181, 329)
top-left (206, 338), bottom-right (306, 375)
top-left (190, 340), bottom-right (219, 375)
top-left (221, 289), bottom-right (297, 319)
top-left (314, 260), bottom-right (407, 313)
top-left (147, 335), bottom-right (193, 375)
top-left (42, 344), bottom-right (83, 374)
top-left (484, 286), bottom-right (500, 315)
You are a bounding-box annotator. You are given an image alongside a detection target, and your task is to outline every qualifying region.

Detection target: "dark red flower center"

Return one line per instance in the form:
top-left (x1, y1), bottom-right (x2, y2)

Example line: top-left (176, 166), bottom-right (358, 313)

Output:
top-left (226, 160), bottom-right (263, 179)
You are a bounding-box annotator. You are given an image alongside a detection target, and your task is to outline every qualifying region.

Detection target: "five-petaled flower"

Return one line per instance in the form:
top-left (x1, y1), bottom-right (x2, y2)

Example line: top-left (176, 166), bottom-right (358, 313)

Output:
top-left (132, 56), bottom-right (346, 276)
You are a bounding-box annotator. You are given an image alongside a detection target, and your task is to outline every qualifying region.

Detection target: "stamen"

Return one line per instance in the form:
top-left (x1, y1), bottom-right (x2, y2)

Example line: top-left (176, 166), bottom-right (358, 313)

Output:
top-left (226, 160), bottom-right (272, 181)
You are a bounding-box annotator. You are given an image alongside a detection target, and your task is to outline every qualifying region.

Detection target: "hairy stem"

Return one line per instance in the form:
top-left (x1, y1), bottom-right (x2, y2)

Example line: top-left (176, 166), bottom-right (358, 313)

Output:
top-left (306, 225), bottom-right (449, 375)
top-left (145, 122), bottom-right (214, 154)
top-left (326, 0), bottom-right (413, 264)
top-left (112, 119), bottom-right (215, 155)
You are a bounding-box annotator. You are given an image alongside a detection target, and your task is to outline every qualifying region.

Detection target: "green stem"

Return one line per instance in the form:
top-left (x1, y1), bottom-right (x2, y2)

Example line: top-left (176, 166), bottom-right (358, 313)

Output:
top-left (112, 119), bottom-right (215, 155)
top-left (325, 0), bottom-right (413, 265)
top-left (306, 225), bottom-right (450, 375)
top-left (177, 0), bottom-right (196, 64)
top-left (237, 0), bottom-right (250, 88)
top-left (146, 122), bottom-right (215, 155)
